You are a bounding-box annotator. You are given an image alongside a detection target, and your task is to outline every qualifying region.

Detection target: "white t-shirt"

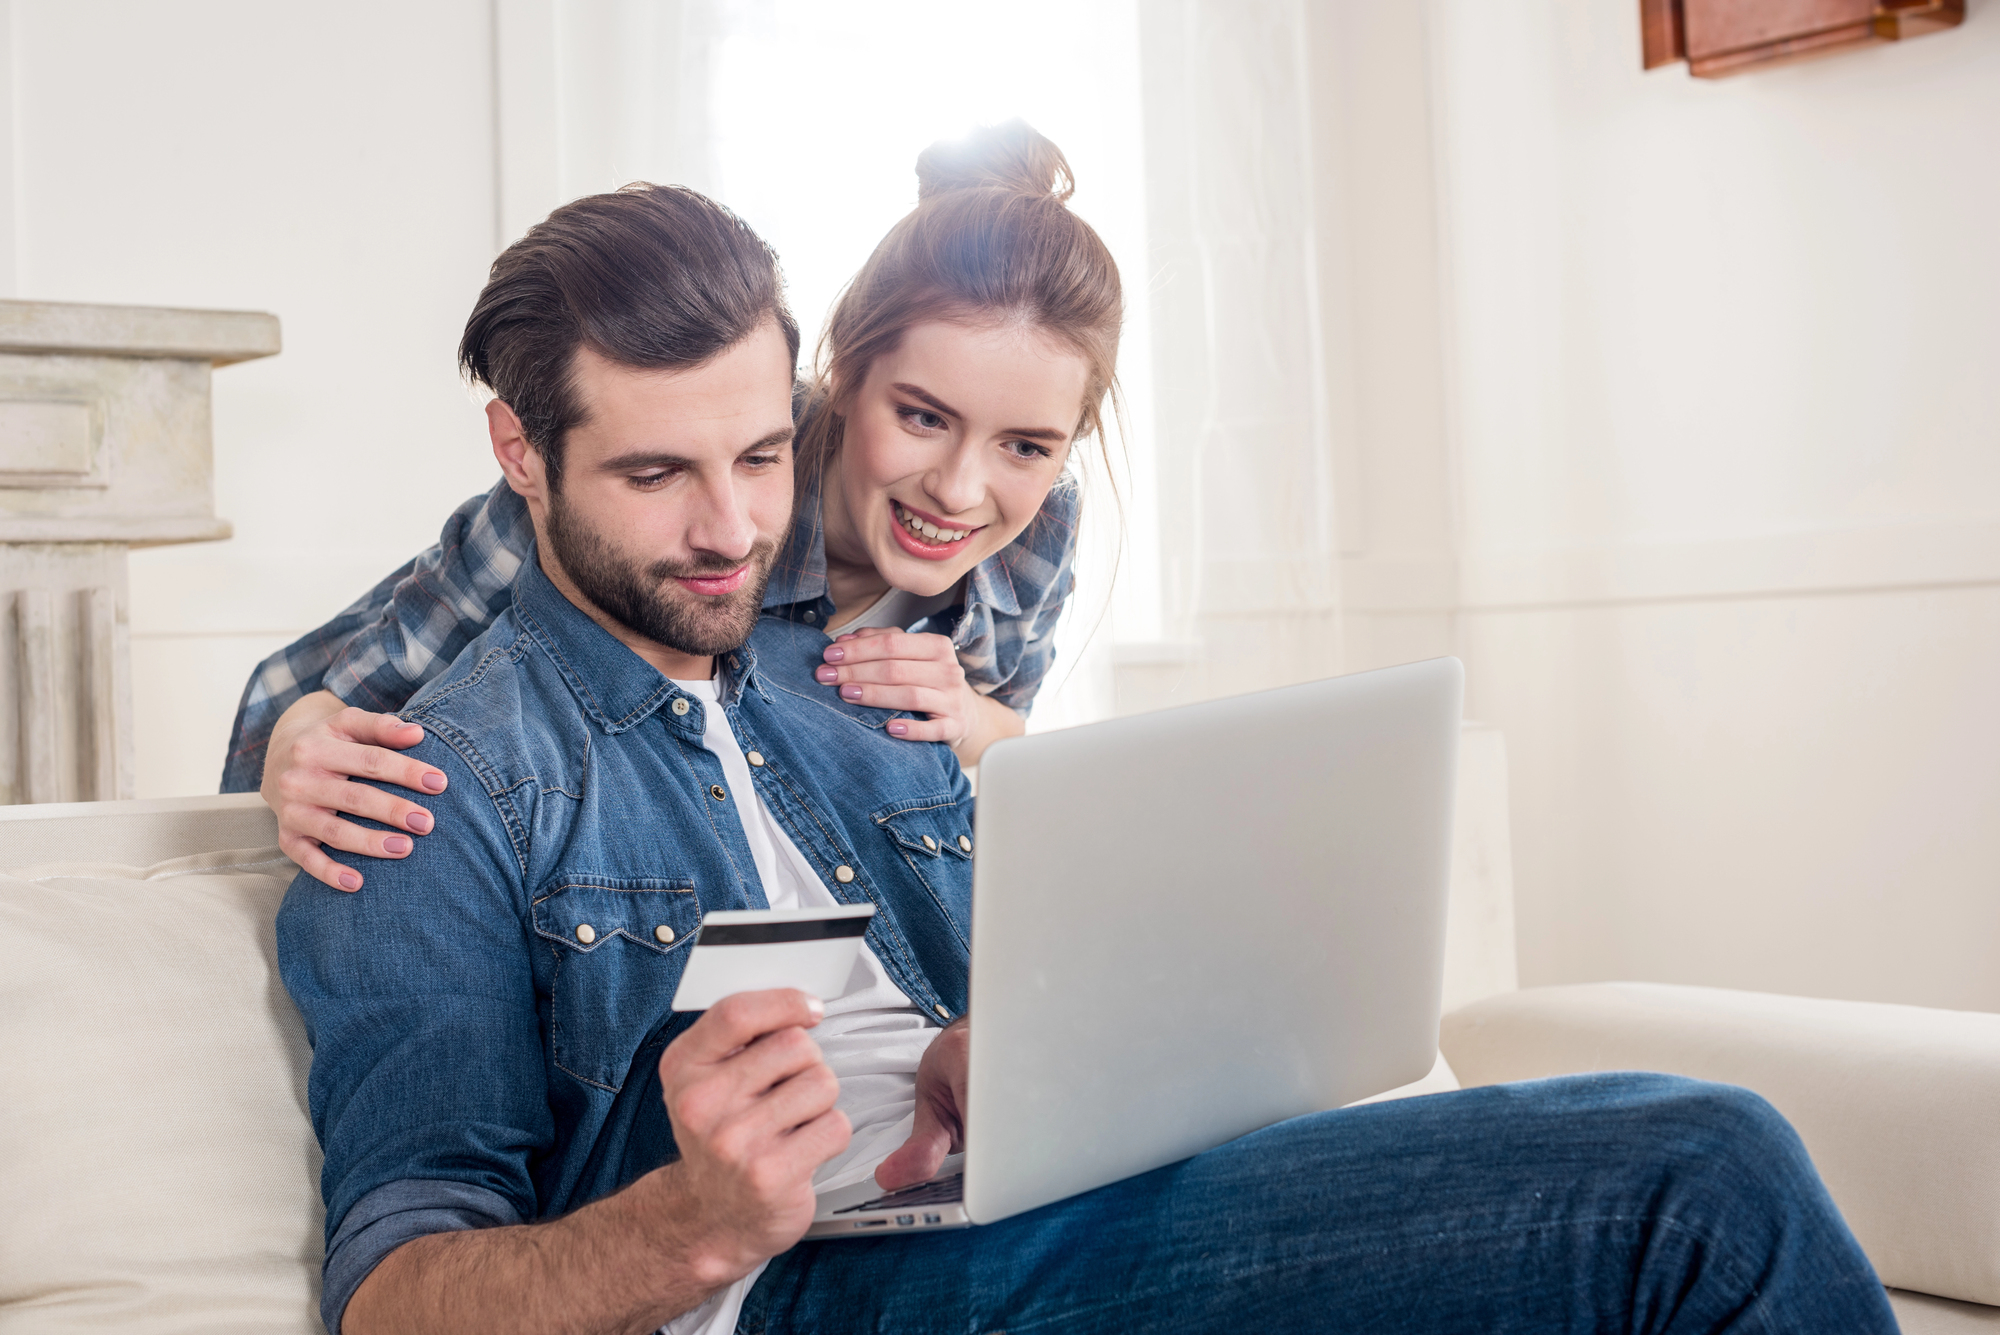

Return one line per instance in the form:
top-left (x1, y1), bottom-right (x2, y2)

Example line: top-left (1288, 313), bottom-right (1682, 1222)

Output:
top-left (662, 673), bottom-right (939, 1335)
top-left (824, 581), bottom-right (961, 636)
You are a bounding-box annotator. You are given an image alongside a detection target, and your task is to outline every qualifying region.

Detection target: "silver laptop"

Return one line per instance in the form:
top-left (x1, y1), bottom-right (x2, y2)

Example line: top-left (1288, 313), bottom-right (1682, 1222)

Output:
top-left (807, 656), bottom-right (1463, 1236)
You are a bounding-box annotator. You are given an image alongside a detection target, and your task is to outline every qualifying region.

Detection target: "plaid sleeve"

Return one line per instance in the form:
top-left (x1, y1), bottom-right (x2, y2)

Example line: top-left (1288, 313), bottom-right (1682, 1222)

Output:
top-left (984, 555), bottom-right (1074, 714)
top-left (219, 482), bottom-right (533, 793)
top-left (981, 480), bottom-right (1079, 714)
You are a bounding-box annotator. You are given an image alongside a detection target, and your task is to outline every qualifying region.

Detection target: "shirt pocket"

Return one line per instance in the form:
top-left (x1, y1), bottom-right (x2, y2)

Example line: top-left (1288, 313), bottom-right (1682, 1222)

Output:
top-left (532, 875), bottom-right (703, 1092)
top-left (873, 796), bottom-right (975, 943)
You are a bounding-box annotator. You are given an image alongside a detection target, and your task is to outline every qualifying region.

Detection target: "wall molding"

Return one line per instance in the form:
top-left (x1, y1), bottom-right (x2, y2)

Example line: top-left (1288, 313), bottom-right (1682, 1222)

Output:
top-left (1342, 517), bottom-right (2000, 614)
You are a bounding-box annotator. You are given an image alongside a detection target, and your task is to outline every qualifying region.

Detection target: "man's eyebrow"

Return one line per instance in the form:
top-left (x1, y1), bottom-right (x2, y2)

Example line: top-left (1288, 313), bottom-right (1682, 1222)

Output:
top-left (891, 382), bottom-right (1069, 444)
top-left (597, 427), bottom-right (793, 472)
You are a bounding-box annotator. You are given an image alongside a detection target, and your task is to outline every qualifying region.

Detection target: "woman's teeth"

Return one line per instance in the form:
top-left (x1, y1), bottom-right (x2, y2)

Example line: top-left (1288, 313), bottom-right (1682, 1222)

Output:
top-left (895, 502), bottom-right (971, 544)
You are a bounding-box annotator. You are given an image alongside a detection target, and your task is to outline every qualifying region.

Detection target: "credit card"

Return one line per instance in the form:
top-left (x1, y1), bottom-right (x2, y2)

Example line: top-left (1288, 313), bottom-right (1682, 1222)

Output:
top-left (669, 904), bottom-right (877, 1011)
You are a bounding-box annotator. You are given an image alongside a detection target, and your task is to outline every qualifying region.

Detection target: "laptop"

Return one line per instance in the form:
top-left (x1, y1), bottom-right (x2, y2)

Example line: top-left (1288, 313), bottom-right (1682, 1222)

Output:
top-left (806, 656), bottom-right (1463, 1236)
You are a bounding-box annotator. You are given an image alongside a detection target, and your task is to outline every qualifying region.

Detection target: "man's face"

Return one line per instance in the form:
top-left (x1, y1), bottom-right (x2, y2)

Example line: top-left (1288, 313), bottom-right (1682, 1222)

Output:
top-left (506, 319), bottom-right (797, 668)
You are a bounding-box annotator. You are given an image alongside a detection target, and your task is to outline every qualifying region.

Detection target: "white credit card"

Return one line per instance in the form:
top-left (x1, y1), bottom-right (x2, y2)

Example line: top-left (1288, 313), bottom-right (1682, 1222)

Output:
top-left (669, 904), bottom-right (877, 1012)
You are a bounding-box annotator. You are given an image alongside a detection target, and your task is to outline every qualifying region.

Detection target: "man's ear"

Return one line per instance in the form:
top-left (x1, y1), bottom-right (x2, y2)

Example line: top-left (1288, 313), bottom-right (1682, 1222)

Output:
top-left (488, 399), bottom-right (548, 504)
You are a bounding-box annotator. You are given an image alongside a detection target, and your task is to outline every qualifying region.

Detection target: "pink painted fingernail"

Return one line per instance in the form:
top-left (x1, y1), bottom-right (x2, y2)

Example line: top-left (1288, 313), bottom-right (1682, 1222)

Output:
top-left (421, 771), bottom-right (446, 792)
top-left (383, 835), bottom-right (413, 855)
top-left (405, 810), bottom-right (433, 833)
top-left (338, 872), bottom-right (361, 891)
top-left (824, 646), bottom-right (846, 662)
top-left (815, 666), bottom-right (838, 683)
top-left (840, 685), bottom-right (863, 701)
top-left (888, 721), bottom-right (908, 736)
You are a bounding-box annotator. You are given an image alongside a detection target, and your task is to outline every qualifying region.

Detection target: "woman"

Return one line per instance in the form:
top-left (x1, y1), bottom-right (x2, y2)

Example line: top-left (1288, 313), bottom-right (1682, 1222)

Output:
top-left (228, 119), bottom-right (1123, 892)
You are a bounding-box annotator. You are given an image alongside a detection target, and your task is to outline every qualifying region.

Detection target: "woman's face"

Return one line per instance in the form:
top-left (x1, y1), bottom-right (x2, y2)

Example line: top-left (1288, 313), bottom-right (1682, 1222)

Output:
top-left (823, 319), bottom-right (1089, 598)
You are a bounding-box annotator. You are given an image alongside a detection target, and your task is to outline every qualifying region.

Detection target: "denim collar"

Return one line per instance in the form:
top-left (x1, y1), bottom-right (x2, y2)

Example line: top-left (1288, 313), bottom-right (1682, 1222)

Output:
top-left (763, 468), bottom-right (1025, 620)
top-left (512, 550), bottom-right (759, 736)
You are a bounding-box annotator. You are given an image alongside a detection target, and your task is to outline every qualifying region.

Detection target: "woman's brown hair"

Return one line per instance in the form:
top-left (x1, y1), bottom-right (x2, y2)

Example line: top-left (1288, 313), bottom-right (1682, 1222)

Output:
top-left (795, 119), bottom-right (1124, 492)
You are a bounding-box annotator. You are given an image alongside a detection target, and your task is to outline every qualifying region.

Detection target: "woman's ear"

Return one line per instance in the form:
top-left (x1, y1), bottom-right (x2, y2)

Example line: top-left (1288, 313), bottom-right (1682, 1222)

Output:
top-left (487, 399), bottom-right (548, 504)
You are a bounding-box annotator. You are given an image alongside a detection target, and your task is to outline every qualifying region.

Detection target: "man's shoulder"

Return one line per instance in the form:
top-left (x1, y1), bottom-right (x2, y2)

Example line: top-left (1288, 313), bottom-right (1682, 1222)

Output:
top-left (746, 615), bottom-right (968, 791)
top-left (398, 607), bottom-right (591, 795)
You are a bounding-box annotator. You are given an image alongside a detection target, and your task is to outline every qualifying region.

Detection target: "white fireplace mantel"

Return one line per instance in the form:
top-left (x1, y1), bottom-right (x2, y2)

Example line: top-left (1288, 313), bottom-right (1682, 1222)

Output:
top-left (1, 298), bottom-right (280, 806)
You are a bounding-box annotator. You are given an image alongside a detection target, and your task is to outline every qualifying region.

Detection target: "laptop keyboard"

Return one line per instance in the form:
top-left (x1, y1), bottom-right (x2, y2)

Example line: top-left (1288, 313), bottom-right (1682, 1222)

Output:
top-left (832, 1172), bottom-right (965, 1214)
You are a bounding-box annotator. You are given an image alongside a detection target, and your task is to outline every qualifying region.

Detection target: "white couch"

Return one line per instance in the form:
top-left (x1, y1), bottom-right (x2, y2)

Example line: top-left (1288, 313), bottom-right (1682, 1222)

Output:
top-left (3, 787), bottom-right (1997, 1333)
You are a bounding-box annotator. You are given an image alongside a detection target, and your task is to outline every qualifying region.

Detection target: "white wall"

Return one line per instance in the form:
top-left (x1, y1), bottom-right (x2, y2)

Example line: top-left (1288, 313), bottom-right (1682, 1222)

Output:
top-left (1425, 0), bottom-right (2000, 1010)
top-left (8, 1), bottom-right (503, 797)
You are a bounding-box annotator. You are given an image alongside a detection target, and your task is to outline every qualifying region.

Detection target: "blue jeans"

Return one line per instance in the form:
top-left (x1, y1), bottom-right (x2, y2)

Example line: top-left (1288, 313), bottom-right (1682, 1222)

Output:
top-left (738, 1074), bottom-right (1897, 1334)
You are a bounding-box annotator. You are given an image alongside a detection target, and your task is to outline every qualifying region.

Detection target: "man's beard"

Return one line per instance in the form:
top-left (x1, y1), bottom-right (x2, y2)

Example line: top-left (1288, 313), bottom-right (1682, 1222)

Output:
top-left (544, 492), bottom-right (781, 658)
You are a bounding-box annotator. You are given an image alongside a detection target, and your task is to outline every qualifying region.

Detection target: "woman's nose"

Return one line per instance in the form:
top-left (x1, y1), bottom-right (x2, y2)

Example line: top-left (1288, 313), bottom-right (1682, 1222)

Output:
top-left (925, 450), bottom-right (986, 517)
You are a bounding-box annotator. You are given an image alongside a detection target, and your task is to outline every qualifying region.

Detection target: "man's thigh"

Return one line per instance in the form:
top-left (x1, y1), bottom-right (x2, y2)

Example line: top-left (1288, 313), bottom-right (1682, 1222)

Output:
top-left (738, 1073), bottom-right (1891, 1335)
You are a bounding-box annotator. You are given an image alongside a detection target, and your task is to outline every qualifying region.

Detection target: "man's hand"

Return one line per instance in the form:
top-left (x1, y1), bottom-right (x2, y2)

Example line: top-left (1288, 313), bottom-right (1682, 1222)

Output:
top-left (814, 630), bottom-right (1025, 765)
top-left (655, 989), bottom-right (852, 1285)
top-left (873, 1016), bottom-right (970, 1192)
top-left (261, 690), bottom-right (448, 891)
top-left (346, 989), bottom-right (848, 1335)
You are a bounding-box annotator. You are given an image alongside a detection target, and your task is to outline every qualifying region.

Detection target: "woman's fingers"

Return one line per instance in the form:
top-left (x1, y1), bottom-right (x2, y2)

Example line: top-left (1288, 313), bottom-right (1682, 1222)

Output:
top-left (822, 628), bottom-right (955, 667)
top-left (277, 765), bottom-right (436, 836)
top-left (287, 801), bottom-right (420, 861)
top-left (884, 715), bottom-right (957, 742)
top-left (332, 705), bottom-right (427, 749)
top-left (300, 733), bottom-right (446, 797)
top-left (281, 831), bottom-right (365, 893)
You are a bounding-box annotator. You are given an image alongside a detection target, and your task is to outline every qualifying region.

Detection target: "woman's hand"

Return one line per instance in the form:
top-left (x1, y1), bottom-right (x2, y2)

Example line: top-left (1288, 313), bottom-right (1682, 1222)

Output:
top-left (814, 629), bottom-right (1028, 766)
top-left (261, 689), bottom-right (448, 892)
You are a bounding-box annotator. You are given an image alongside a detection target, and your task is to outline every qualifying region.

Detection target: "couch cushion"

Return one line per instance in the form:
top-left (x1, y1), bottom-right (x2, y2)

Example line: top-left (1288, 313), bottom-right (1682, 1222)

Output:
top-left (1443, 982), bottom-right (2000, 1307)
top-left (0, 847), bottom-right (318, 1333)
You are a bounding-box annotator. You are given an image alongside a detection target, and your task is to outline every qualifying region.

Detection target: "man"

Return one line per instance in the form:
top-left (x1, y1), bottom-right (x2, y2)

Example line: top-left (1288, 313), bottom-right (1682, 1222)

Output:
top-left (279, 184), bottom-right (1898, 1335)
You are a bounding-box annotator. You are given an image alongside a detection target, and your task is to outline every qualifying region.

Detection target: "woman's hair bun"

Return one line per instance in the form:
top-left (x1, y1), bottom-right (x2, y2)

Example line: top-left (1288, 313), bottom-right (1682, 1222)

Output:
top-left (915, 119), bottom-right (1075, 204)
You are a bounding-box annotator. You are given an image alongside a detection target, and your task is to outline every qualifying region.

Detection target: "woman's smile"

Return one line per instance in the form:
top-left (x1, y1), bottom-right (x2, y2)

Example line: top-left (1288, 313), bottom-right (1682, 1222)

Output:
top-left (890, 499), bottom-right (983, 558)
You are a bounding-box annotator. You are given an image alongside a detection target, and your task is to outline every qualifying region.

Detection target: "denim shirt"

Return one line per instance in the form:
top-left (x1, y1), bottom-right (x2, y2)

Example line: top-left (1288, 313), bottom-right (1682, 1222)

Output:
top-left (276, 554), bottom-right (974, 1333)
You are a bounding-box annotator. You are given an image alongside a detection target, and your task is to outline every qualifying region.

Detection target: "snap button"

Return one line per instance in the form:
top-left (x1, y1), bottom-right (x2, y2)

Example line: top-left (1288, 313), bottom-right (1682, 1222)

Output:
top-left (834, 864), bottom-right (855, 883)
top-left (921, 834), bottom-right (937, 851)
top-left (747, 751), bottom-right (765, 767)
top-left (671, 698), bottom-right (690, 716)
top-left (804, 610), bottom-right (817, 623)
top-left (575, 923), bottom-right (597, 945)
top-left (933, 1003), bottom-right (950, 1019)
top-left (654, 924), bottom-right (675, 944)
top-left (710, 784), bottom-right (727, 802)
top-left (958, 835), bottom-right (973, 853)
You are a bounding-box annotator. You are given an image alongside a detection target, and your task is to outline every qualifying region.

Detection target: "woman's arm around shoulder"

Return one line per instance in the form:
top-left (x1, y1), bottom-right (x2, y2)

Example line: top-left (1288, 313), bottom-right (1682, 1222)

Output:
top-left (228, 481), bottom-right (534, 889)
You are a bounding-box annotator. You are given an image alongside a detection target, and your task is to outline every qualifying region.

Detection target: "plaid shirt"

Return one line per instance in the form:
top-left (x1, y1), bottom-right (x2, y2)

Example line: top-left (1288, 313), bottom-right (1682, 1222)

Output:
top-left (220, 473), bottom-right (1077, 793)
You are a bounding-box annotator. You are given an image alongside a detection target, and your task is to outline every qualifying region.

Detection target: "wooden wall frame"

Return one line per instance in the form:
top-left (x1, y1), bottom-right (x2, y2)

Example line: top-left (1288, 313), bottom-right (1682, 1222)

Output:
top-left (1641, 0), bottom-right (1964, 77)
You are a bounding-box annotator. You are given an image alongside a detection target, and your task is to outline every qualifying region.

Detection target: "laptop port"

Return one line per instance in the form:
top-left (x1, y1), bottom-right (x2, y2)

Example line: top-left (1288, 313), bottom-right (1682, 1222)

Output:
top-left (923, 1213), bottom-right (943, 1224)
top-left (895, 1214), bottom-right (915, 1226)
top-left (854, 1219), bottom-right (888, 1228)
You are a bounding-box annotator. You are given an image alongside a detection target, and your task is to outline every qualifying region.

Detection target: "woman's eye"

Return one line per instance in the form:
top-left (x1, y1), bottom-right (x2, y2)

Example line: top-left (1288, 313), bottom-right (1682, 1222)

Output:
top-left (897, 406), bottom-right (948, 432)
top-left (1005, 439), bottom-right (1054, 461)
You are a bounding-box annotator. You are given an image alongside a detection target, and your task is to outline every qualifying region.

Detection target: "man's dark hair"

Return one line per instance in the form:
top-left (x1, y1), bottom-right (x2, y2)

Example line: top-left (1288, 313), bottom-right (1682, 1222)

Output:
top-left (460, 184), bottom-right (801, 487)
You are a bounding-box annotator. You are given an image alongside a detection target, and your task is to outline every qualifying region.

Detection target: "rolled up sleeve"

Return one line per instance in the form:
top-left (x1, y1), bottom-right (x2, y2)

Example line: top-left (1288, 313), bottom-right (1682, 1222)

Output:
top-left (276, 733), bottom-right (546, 1333)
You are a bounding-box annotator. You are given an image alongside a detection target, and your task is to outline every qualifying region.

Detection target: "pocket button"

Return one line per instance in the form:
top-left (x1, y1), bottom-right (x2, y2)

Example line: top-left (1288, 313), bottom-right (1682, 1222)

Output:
top-left (654, 924), bottom-right (675, 944)
top-left (958, 835), bottom-right (973, 853)
top-left (575, 923), bottom-right (597, 944)
top-left (922, 835), bottom-right (937, 850)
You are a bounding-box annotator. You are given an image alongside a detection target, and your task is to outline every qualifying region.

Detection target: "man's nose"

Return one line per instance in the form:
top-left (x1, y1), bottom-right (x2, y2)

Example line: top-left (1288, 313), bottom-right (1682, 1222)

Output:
top-left (684, 471), bottom-right (758, 560)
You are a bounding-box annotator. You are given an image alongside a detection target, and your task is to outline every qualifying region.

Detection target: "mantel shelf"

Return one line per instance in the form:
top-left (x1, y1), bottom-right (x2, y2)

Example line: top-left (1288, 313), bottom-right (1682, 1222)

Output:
top-left (0, 299), bottom-right (280, 366)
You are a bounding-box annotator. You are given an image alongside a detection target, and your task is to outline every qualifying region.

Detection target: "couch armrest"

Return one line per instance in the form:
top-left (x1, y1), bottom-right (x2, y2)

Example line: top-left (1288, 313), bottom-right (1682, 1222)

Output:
top-left (1440, 982), bottom-right (2000, 1307)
